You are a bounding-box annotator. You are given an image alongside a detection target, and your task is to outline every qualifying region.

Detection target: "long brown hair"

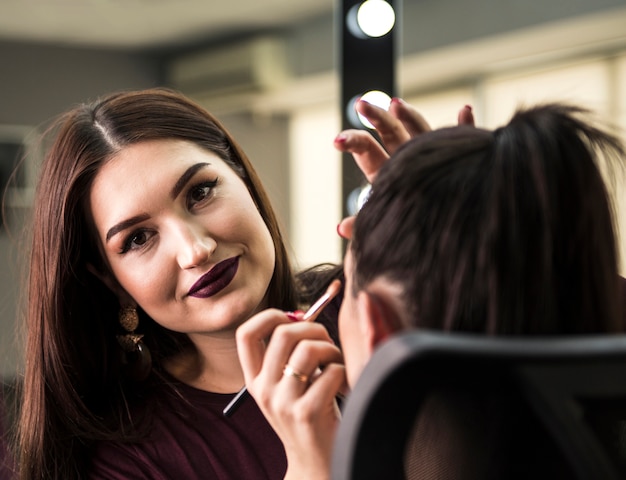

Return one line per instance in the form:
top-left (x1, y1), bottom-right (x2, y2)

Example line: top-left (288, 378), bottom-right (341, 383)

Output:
top-left (17, 88), bottom-right (301, 479)
top-left (352, 104), bottom-right (624, 335)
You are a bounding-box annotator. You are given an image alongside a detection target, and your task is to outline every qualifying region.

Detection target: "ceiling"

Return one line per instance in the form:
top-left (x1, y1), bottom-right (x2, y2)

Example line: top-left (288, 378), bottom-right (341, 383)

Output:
top-left (0, 0), bottom-right (335, 50)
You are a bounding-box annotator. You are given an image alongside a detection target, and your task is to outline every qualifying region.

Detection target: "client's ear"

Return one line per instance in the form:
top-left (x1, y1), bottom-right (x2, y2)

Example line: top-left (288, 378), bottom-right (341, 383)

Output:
top-left (357, 291), bottom-right (402, 353)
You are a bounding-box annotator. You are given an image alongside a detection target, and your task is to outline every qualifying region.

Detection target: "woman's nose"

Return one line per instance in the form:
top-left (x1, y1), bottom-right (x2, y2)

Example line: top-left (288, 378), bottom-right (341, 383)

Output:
top-left (175, 224), bottom-right (216, 269)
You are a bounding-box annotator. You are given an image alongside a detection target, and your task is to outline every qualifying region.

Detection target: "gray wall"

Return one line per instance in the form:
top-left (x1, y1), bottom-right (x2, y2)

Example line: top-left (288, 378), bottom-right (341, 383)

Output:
top-left (401, 0), bottom-right (626, 55)
top-left (219, 112), bottom-right (291, 245)
top-left (0, 41), bottom-right (162, 125)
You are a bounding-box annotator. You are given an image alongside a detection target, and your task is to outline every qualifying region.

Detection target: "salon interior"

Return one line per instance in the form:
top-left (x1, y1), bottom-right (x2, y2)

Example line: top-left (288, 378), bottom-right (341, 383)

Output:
top-left (0, 0), bottom-right (625, 464)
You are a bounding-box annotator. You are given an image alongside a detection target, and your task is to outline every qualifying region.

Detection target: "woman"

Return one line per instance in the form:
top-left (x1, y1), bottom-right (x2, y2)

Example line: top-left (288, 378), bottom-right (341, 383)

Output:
top-left (14, 87), bottom-right (443, 479)
top-left (237, 103), bottom-right (626, 479)
top-left (19, 87), bottom-right (313, 479)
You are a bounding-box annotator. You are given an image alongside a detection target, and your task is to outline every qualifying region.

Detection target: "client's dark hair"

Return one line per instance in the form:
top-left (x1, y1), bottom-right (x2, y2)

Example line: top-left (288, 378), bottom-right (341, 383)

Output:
top-left (351, 104), bottom-right (624, 334)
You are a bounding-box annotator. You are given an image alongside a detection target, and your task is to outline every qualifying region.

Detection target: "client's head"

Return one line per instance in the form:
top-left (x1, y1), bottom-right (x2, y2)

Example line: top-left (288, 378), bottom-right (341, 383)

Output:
top-left (339, 103), bottom-right (625, 386)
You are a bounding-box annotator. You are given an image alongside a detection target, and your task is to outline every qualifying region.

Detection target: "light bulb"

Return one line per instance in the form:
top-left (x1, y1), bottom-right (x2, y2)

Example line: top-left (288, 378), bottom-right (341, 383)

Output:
top-left (356, 90), bottom-right (392, 129)
top-left (357, 0), bottom-right (395, 38)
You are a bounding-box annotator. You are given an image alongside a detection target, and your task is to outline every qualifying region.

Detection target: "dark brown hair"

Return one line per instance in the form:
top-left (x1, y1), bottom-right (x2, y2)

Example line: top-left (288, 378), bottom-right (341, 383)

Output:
top-left (351, 104), bottom-right (624, 335)
top-left (17, 88), bottom-right (303, 479)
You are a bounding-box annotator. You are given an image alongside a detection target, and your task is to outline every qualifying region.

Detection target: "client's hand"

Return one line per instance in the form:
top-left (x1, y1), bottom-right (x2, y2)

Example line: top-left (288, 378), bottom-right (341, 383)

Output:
top-left (335, 99), bottom-right (475, 239)
top-left (236, 309), bottom-right (346, 480)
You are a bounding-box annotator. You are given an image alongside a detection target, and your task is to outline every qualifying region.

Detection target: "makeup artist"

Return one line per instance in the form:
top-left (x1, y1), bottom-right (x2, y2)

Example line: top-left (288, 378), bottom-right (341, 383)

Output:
top-left (12, 87), bottom-right (443, 480)
top-left (237, 103), bottom-right (626, 479)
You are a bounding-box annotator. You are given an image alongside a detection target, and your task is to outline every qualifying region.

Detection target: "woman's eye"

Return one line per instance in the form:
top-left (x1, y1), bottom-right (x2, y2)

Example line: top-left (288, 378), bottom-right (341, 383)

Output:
top-left (121, 230), bottom-right (152, 254)
top-left (187, 179), bottom-right (218, 208)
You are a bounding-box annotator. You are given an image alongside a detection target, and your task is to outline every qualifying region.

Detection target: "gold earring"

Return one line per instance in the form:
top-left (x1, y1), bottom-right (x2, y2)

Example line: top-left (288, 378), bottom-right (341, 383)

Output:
top-left (116, 305), bottom-right (151, 381)
top-left (117, 306), bottom-right (143, 352)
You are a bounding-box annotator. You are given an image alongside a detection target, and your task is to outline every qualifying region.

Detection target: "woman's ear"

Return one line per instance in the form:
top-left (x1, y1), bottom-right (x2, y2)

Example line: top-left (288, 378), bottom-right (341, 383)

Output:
top-left (86, 263), bottom-right (135, 306)
top-left (357, 290), bottom-right (402, 354)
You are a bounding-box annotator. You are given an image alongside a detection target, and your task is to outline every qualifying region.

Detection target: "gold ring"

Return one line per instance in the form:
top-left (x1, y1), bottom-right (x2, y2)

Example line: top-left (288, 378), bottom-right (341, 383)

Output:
top-left (283, 364), bottom-right (309, 383)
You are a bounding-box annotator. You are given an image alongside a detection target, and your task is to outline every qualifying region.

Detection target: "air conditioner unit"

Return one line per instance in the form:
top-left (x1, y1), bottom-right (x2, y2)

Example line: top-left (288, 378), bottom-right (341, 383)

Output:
top-left (167, 36), bottom-right (292, 100)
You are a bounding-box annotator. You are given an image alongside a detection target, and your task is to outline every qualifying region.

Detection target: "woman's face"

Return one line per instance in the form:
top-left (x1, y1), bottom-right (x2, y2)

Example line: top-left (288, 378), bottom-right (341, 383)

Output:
top-left (89, 139), bottom-right (276, 335)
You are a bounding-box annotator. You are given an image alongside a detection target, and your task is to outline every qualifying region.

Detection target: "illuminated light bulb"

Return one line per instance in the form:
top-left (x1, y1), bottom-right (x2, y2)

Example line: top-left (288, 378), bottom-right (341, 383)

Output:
top-left (348, 0), bottom-right (396, 38)
top-left (348, 90), bottom-right (391, 129)
top-left (347, 183), bottom-right (372, 215)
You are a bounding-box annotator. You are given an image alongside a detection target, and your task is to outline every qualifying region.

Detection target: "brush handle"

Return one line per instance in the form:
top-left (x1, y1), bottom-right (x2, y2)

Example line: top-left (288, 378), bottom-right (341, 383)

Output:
top-left (223, 385), bottom-right (248, 417)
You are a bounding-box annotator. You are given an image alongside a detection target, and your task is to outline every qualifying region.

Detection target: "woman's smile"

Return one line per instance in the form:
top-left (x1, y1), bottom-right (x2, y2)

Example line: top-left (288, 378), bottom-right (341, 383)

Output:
top-left (188, 256), bottom-right (240, 298)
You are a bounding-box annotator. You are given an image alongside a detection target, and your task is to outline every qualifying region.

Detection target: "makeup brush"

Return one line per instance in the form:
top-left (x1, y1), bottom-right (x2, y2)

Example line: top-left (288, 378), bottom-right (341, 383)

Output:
top-left (223, 279), bottom-right (342, 417)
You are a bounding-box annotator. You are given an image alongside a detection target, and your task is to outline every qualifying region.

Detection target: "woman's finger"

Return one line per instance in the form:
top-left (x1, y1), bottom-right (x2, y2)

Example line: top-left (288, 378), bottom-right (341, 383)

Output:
top-left (355, 100), bottom-right (411, 154)
top-left (304, 363), bottom-right (347, 407)
top-left (260, 322), bottom-right (333, 384)
top-left (387, 97), bottom-right (432, 139)
top-left (236, 308), bottom-right (291, 384)
top-left (272, 338), bottom-right (343, 402)
top-left (337, 216), bottom-right (354, 240)
top-left (286, 338), bottom-right (343, 381)
top-left (334, 129), bottom-right (389, 183)
top-left (458, 105), bottom-right (475, 126)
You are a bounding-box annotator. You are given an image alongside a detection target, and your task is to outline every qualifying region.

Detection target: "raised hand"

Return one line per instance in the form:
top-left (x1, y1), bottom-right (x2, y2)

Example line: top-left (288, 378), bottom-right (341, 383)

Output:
top-left (335, 99), bottom-right (474, 239)
top-left (236, 309), bottom-right (346, 480)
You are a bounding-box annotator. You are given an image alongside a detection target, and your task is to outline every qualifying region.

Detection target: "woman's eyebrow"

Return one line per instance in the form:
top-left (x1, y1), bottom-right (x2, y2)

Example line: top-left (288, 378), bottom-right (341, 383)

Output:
top-left (105, 163), bottom-right (212, 243)
top-left (170, 162), bottom-right (211, 200)
top-left (106, 213), bottom-right (150, 243)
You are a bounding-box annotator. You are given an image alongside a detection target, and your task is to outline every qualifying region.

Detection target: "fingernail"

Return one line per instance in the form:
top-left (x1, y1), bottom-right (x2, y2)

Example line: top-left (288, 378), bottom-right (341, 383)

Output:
top-left (464, 104), bottom-right (472, 112)
top-left (334, 133), bottom-right (347, 143)
top-left (286, 311), bottom-right (304, 322)
top-left (337, 222), bottom-right (351, 240)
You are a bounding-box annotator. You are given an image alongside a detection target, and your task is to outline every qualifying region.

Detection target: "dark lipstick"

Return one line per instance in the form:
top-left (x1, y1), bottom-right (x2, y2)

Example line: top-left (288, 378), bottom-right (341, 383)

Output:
top-left (188, 256), bottom-right (239, 298)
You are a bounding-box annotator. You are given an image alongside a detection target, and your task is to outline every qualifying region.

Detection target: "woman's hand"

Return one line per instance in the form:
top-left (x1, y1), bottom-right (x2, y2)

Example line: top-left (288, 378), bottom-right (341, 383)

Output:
top-left (236, 309), bottom-right (346, 480)
top-left (334, 99), bottom-right (475, 239)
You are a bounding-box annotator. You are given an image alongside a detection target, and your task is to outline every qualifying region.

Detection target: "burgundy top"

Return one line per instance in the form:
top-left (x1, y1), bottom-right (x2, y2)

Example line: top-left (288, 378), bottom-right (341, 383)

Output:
top-left (89, 375), bottom-right (287, 479)
top-left (87, 294), bottom-right (342, 479)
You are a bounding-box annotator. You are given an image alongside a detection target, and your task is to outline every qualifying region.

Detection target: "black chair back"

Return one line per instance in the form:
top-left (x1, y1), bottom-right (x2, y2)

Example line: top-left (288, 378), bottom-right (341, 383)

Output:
top-left (332, 332), bottom-right (626, 480)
